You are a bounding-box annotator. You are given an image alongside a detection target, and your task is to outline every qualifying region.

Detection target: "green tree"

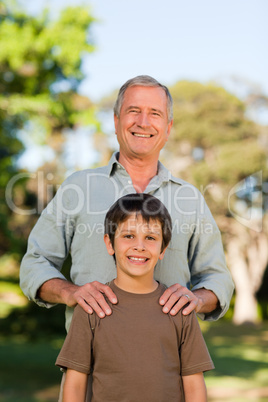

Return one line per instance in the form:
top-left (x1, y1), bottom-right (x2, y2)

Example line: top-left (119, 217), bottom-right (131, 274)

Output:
top-left (162, 80), bottom-right (268, 324)
top-left (0, 1), bottom-right (97, 253)
top-left (0, 1), bottom-right (98, 322)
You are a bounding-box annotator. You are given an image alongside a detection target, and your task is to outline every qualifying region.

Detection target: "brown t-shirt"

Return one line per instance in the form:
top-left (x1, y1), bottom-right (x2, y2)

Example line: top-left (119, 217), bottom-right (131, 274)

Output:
top-left (56, 281), bottom-right (214, 401)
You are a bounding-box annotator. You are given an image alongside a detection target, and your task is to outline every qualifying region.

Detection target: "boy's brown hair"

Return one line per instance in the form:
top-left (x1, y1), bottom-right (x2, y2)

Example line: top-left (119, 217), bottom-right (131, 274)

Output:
top-left (104, 193), bottom-right (172, 252)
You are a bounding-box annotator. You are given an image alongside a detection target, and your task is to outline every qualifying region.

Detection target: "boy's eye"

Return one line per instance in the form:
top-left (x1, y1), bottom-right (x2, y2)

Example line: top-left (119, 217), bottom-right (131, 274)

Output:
top-left (124, 234), bottom-right (133, 239)
top-left (146, 236), bottom-right (156, 241)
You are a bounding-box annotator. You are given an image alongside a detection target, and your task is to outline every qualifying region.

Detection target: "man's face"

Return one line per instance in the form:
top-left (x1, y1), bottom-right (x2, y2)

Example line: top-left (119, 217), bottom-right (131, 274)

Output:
top-left (104, 214), bottom-right (167, 282)
top-left (114, 86), bottom-right (173, 161)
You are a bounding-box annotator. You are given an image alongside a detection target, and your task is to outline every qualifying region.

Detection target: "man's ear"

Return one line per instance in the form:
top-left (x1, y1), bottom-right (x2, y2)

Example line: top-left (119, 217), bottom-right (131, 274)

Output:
top-left (104, 234), bottom-right (115, 256)
top-left (159, 246), bottom-right (168, 261)
top-left (114, 114), bottom-right (118, 135)
top-left (166, 119), bottom-right (173, 141)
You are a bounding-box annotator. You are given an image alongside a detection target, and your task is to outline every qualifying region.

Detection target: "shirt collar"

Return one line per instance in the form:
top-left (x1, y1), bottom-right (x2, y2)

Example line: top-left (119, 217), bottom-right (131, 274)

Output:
top-left (106, 152), bottom-right (184, 187)
top-left (106, 152), bottom-right (120, 176)
top-left (157, 160), bottom-right (184, 186)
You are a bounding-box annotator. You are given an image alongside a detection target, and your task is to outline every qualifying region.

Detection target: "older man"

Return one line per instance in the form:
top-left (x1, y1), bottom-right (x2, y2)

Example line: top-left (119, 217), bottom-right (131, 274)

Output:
top-left (20, 75), bottom-right (234, 330)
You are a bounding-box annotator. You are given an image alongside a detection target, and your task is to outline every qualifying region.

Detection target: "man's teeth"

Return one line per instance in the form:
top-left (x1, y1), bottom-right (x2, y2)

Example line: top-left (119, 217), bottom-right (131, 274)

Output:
top-left (129, 257), bottom-right (147, 261)
top-left (133, 133), bottom-right (152, 138)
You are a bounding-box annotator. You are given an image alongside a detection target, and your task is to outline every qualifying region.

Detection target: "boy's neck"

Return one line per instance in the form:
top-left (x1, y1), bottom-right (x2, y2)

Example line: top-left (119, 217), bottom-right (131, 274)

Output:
top-left (114, 275), bottom-right (159, 294)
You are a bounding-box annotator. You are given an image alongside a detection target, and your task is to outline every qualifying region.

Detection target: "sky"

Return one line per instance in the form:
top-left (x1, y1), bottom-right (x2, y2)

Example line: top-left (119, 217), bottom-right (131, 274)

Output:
top-left (22, 0), bottom-right (268, 102)
top-left (17, 0), bottom-right (268, 170)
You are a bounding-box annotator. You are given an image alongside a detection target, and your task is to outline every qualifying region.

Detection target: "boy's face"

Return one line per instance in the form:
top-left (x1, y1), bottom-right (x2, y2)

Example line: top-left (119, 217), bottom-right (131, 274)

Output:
top-left (104, 213), bottom-right (167, 282)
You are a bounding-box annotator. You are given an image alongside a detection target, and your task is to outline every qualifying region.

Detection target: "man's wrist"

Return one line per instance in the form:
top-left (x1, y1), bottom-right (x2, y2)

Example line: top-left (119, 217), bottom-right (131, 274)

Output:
top-left (192, 288), bottom-right (219, 314)
top-left (60, 280), bottom-right (79, 306)
top-left (37, 278), bottom-right (78, 306)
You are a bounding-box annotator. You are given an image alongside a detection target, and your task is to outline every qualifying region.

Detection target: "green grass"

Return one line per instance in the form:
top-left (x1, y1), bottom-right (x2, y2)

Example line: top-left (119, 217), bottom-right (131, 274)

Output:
top-left (202, 321), bottom-right (268, 401)
top-left (0, 321), bottom-right (267, 401)
top-left (0, 336), bottom-right (63, 402)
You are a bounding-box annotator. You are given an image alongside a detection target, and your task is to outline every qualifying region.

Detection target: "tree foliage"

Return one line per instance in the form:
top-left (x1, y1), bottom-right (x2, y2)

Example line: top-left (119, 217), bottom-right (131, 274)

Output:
top-left (162, 82), bottom-right (267, 208)
top-left (0, 0), bottom-right (97, 255)
top-left (162, 80), bottom-right (268, 324)
top-left (0, 1), bottom-right (96, 130)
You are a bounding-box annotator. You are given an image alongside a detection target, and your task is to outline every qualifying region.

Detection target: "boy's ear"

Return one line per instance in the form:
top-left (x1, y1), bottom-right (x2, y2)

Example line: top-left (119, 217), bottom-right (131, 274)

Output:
top-left (104, 234), bottom-right (115, 256)
top-left (159, 246), bottom-right (168, 261)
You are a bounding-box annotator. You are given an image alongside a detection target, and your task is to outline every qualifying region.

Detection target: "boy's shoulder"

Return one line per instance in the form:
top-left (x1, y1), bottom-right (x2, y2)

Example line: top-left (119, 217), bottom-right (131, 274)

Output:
top-left (73, 282), bottom-right (198, 337)
top-left (73, 304), bottom-right (96, 334)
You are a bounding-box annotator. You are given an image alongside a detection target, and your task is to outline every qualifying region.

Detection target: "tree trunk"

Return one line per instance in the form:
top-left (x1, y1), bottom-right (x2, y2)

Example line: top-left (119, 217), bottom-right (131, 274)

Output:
top-left (228, 238), bottom-right (258, 324)
top-left (225, 218), bottom-right (268, 325)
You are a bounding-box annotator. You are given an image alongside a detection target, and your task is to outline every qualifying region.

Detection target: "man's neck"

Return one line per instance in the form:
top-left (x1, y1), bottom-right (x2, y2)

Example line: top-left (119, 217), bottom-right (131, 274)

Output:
top-left (118, 153), bottom-right (159, 193)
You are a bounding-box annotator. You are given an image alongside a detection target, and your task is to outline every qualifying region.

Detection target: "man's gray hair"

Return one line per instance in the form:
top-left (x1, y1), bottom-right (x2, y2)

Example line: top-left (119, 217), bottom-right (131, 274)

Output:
top-left (114, 75), bottom-right (173, 123)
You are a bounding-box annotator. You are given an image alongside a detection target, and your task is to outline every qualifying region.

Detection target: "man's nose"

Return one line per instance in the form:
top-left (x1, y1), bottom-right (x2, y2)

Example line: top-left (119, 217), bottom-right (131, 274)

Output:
top-left (136, 112), bottom-right (150, 128)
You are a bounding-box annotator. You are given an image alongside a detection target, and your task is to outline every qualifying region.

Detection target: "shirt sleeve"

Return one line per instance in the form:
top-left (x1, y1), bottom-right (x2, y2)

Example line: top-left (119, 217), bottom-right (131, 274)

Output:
top-left (19, 174), bottom-right (78, 307)
top-left (56, 305), bottom-right (94, 374)
top-left (188, 193), bottom-right (234, 321)
top-left (178, 311), bottom-right (214, 376)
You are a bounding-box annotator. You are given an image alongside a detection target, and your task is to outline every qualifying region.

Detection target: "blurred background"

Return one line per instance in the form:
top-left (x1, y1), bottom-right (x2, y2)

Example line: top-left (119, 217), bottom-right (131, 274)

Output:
top-left (0, 0), bottom-right (267, 401)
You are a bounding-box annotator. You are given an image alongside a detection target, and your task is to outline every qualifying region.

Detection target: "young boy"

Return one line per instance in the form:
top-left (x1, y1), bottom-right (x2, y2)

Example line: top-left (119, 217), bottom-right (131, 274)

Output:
top-left (56, 193), bottom-right (214, 402)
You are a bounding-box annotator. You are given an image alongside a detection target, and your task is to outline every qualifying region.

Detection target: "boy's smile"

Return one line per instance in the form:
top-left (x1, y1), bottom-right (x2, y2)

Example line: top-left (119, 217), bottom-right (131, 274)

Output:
top-left (104, 213), bottom-right (167, 293)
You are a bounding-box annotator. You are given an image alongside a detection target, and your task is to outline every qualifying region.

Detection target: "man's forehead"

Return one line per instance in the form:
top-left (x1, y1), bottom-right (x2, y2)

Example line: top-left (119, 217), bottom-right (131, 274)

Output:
top-left (122, 85), bottom-right (167, 106)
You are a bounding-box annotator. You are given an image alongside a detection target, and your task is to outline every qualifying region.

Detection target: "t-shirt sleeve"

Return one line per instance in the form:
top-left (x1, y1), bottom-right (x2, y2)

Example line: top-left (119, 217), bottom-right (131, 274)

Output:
top-left (55, 305), bottom-right (94, 374)
top-left (177, 311), bottom-right (214, 376)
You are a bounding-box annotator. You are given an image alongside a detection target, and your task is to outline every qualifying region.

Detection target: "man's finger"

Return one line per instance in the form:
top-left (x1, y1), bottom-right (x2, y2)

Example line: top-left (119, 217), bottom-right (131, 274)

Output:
top-left (94, 282), bottom-right (118, 304)
top-left (162, 293), bottom-right (192, 314)
top-left (181, 300), bottom-right (197, 316)
top-left (159, 285), bottom-right (180, 305)
top-left (78, 294), bottom-right (110, 318)
top-left (171, 299), bottom-right (197, 316)
top-left (77, 297), bottom-right (93, 315)
top-left (161, 291), bottom-right (183, 313)
top-left (73, 281), bottom-right (117, 318)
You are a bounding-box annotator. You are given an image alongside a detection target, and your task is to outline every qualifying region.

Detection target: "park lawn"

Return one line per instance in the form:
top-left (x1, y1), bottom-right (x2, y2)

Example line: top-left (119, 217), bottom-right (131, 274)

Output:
top-left (0, 336), bottom-right (63, 402)
top-left (0, 321), bottom-right (267, 402)
top-left (202, 320), bottom-right (268, 401)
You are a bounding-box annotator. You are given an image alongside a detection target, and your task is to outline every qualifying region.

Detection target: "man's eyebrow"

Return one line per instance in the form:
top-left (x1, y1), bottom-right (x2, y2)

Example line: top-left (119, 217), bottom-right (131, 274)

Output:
top-left (151, 108), bottom-right (164, 116)
top-left (124, 106), bottom-right (164, 116)
top-left (125, 106), bottom-right (140, 112)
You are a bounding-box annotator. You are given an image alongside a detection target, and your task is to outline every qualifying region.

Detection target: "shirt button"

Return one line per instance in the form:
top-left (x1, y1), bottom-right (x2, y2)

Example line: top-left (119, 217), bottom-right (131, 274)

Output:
top-left (128, 180), bottom-right (132, 184)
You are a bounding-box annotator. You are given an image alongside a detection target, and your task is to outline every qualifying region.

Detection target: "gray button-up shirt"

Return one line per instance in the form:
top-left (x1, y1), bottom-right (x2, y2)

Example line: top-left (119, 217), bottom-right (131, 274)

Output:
top-left (20, 152), bottom-right (234, 329)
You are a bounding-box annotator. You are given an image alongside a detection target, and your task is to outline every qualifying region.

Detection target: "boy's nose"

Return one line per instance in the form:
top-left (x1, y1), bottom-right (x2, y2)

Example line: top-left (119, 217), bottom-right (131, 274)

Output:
top-left (133, 241), bottom-right (145, 252)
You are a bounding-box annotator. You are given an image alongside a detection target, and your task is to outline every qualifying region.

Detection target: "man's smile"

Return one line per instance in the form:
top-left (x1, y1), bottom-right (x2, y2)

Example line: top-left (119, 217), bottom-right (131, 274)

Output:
top-left (132, 132), bottom-right (153, 138)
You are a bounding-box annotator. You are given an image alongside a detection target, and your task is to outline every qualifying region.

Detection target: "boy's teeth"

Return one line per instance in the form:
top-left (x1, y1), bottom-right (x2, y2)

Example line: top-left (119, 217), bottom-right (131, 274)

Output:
top-left (129, 257), bottom-right (146, 261)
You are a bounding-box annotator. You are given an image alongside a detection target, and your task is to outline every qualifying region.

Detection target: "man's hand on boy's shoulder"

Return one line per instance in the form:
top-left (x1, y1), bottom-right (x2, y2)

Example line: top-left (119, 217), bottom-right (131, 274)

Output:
top-left (63, 280), bottom-right (118, 318)
top-left (159, 284), bottom-right (219, 316)
top-left (60, 281), bottom-right (218, 319)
